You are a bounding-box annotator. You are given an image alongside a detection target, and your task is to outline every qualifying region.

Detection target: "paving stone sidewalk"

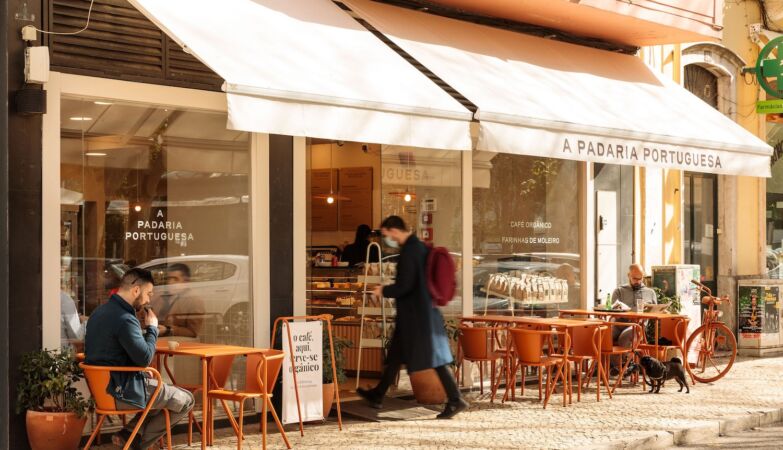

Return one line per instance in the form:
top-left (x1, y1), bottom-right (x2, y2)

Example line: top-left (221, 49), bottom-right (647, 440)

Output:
top-left (93, 355), bottom-right (783, 449)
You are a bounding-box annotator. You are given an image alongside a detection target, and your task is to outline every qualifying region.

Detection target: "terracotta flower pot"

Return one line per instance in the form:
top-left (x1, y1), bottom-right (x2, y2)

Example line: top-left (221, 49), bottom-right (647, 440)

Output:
top-left (323, 382), bottom-right (335, 416)
top-left (26, 410), bottom-right (87, 450)
top-left (410, 369), bottom-right (447, 405)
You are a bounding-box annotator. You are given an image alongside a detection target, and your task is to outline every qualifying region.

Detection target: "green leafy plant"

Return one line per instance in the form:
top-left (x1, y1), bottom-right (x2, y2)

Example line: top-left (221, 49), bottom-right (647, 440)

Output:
top-left (323, 329), bottom-right (350, 385)
top-left (16, 348), bottom-right (92, 418)
top-left (652, 287), bottom-right (682, 313)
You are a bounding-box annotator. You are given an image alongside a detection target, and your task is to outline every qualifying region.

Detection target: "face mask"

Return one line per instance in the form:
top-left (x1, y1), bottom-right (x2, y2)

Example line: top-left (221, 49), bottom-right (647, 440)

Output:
top-left (384, 236), bottom-right (399, 248)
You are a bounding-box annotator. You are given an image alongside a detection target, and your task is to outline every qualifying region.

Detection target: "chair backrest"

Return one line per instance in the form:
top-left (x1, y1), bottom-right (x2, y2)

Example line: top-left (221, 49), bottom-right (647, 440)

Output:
top-left (211, 355), bottom-right (237, 389)
top-left (81, 365), bottom-right (117, 412)
top-left (458, 326), bottom-right (494, 360)
top-left (600, 325), bottom-right (613, 350)
top-left (509, 328), bottom-right (545, 364)
top-left (659, 317), bottom-right (689, 345)
top-left (570, 326), bottom-right (599, 357)
top-left (245, 350), bottom-right (285, 395)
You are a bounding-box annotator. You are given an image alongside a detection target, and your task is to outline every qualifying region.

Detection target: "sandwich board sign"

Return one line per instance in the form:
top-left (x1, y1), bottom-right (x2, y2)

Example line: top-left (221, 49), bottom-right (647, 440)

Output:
top-left (281, 320), bottom-right (323, 424)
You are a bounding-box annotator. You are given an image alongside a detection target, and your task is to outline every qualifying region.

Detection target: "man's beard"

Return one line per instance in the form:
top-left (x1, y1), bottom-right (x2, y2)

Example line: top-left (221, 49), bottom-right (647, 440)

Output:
top-left (631, 284), bottom-right (642, 291)
top-left (132, 293), bottom-right (145, 311)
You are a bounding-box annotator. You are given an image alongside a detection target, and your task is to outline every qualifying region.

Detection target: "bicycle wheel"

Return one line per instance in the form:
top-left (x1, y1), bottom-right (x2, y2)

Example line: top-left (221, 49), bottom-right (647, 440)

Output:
top-left (685, 322), bottom-right (737, 383)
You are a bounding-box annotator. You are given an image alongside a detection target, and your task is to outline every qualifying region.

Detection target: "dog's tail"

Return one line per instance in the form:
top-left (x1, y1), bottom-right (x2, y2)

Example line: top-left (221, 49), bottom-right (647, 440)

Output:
top-left (670, 357), bottom-right (682, 364)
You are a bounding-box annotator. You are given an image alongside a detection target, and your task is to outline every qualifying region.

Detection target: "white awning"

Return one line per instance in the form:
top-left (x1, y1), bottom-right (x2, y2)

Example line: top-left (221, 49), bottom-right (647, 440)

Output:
top-left (128, 0), bottom-right (473, 151)
top-left (344, 0), bottom-right (773, 177)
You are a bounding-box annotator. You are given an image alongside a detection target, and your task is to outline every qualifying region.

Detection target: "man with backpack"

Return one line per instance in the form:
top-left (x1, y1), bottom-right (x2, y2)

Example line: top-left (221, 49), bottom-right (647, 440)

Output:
top-left (356, 216), bottom-right (468, 419)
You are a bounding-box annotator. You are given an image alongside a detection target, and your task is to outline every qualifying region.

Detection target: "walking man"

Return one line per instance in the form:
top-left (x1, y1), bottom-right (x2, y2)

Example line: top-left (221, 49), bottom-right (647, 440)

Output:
top-left (85, 268), bottom-right (195, 449)
top-left (357, 216), bottom-right (468, 419)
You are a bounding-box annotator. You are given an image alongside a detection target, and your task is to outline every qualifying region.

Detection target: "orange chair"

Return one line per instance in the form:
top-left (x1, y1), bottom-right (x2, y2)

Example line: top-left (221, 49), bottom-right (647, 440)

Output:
top-left (80, 363), bottom-right (172, 450)
top-left (207, 350), bottom-right (291, 450)
top-left (507, 328), bottom-right (570, 408)
top-left (599, 322), bottom-right (643, 393)
top-left (568, 325), bottom-right (612, 402)
top-left (455, 325), bottom-right (509, 402)
top-left (162, 354), bottom-right (237, 446)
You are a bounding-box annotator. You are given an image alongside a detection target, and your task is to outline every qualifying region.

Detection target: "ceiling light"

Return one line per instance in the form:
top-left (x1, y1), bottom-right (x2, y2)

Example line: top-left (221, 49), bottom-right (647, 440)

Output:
top-left (93, 101), bottom-right (112, 105)
top-left (85, 152), bottom-right (107, 157)
top-left (326, 196), bottom-right (335, 205)
top-left (69, 116), bottom-right (92, 121)
top-left (133, 204), bottom-right (142, 212)
top-left (404, 193), bottom-right (412, 202)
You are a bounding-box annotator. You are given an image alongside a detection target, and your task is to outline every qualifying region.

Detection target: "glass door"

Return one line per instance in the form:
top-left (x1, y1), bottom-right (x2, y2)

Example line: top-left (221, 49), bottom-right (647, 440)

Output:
top-left (684, 173), bottom-right (718, 295)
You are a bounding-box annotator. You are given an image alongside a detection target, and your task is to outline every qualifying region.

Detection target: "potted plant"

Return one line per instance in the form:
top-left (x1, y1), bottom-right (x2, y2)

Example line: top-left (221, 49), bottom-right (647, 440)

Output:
top-left (16, 348), bottom-right (92, 450)
top-left (322, 330), bottom-right (350, 415)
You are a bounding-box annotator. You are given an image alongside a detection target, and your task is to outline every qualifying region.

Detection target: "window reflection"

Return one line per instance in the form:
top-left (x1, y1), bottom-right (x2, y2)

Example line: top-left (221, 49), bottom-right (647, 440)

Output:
top-left (59, 98), bottom-right (252, 353)
top-left (472, 152), bottom-right (581, 316)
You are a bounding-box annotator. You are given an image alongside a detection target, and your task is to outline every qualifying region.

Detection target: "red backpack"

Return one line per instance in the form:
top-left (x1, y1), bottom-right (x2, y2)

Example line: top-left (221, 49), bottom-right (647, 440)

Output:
top-left (425, 245), bottom-right (457, 307)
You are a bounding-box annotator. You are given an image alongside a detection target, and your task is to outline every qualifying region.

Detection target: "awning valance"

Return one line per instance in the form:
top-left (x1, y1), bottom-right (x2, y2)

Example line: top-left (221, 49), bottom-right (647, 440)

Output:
top-left (344, 0), bottom-right (773, 177)
top-left (127, 0), bottom-right (473, 151)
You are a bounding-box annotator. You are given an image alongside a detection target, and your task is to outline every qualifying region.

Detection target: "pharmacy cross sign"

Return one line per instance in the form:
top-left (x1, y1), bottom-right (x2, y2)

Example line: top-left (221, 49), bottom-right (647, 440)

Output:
top-left (756, 36), bottom-right (783, 99)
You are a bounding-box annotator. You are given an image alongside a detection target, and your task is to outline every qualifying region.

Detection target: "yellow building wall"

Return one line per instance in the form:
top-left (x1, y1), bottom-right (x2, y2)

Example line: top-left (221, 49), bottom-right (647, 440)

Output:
top-left (644, 3), bottom-right (766, 276)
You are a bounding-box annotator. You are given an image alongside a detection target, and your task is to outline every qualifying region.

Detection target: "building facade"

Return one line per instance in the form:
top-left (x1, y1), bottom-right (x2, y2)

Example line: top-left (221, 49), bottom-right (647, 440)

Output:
top-left (2, 0), bottom-right (774, 447)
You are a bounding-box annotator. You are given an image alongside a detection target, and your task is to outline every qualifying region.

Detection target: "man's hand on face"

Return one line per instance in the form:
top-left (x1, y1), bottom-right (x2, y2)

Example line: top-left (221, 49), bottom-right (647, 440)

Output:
top-left (144, 308), bottom-right (159, 329)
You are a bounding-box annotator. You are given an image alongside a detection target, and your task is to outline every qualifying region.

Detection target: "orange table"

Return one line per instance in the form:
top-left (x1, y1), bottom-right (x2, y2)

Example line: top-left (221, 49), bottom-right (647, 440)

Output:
top-left (155, 341), bottom-right (270, 450)
top-left (558, 309), bottom-right (689, 360)
top-left (460, 315), bottom-right (607, 405)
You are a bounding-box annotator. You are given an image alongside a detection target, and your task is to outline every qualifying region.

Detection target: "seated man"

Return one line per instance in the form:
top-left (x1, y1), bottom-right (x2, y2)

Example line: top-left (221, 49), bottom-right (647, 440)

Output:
top-left (610, 264), bottom-right (657, 373)
top-left (152, 263), bottom-right (205, 338)
top-left (85, 268), bottom-right (194, 450)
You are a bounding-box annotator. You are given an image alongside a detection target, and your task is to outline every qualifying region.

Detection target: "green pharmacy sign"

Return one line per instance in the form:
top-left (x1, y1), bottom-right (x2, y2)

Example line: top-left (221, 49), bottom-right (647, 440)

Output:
top-left (756, 99), bottom-right (783, 114)
top-left (753, 36), bottom-right (783, 99)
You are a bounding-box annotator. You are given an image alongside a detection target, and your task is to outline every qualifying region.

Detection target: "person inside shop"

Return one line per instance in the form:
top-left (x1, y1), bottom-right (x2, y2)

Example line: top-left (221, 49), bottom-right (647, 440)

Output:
top-left (610, 263), bottom-right (658, 374)
top-left (151, 263), bottom-right (205, 338)
top-left (84, 268), bottom-right (195, 449)
top-left (340, 224), bottom-right (380, 267)
top-left (357, 215), bottom-right (469, 419)
top-left (61, 290), bottom-right (86, 349)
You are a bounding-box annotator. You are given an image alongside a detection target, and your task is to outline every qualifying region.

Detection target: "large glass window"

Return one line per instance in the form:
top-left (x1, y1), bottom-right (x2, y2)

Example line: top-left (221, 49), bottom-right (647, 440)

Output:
top-left (59, 98), bottom-right (252, 353)
top-left (472, 152), bottom-right (581, 316)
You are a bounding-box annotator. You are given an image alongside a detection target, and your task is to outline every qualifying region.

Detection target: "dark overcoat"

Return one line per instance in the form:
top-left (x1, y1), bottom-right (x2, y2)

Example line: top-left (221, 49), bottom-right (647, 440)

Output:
top-left (382, 234), bottom-right (453, 372)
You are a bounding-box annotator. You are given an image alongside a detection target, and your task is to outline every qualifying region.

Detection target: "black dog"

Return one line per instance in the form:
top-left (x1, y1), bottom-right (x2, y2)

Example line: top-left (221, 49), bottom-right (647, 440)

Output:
top-left (638, 355), bottom-right (689, 394)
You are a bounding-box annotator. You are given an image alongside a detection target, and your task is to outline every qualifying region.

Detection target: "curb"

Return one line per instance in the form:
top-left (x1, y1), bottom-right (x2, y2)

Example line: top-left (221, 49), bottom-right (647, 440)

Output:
top-left (590, 407), bottom-right (783, 449)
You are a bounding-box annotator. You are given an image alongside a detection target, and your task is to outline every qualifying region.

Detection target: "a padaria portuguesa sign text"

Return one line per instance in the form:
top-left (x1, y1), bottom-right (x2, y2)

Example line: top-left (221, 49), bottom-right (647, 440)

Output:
top-left (125, 209), bottom-right (195, 243)
top-left (562, 137), bottom-right (723, 171)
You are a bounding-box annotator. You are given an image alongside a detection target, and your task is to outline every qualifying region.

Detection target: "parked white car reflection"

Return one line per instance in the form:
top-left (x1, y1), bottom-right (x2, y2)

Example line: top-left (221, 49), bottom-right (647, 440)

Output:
top-left (136, 255), bottom-right (250, 340)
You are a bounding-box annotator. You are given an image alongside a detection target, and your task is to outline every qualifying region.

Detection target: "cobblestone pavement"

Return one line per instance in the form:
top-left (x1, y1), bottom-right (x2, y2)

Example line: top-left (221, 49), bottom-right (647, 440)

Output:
top-left (92, 356), bottom-right (783, 450)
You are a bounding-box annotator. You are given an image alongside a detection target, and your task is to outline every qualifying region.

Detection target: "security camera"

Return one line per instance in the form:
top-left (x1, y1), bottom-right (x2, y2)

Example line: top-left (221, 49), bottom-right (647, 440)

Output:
top-left (362, 144), bottom-right (369, 153)
top-left (336, 140), bottom-right (345, 147)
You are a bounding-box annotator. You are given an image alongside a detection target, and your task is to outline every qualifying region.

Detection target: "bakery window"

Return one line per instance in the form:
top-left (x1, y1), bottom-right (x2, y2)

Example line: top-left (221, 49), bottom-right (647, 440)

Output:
top-left (473, 152), bottom-right (581, 317)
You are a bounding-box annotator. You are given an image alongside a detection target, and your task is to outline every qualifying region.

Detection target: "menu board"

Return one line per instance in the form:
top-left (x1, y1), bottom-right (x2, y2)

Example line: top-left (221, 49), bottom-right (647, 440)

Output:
top-left (339, 167), bottom-right (373, 231)
top-left (311, 169), bottom-right (338, 231)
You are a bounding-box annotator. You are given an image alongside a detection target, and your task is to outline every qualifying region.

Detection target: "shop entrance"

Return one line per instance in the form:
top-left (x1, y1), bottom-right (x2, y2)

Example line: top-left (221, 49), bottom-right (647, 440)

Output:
top-left (684, 172), bottom-right (718, 295)
top-left (593, 164), bottom-right (634, 305)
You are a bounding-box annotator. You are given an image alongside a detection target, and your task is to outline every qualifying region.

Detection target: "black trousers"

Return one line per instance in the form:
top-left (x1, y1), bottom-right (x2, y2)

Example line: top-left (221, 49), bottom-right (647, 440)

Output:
top-left (374, 362), bottom-right (461, 404)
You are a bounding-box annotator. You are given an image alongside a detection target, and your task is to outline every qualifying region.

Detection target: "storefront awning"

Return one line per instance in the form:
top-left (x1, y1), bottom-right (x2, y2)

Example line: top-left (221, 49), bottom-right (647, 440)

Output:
top-left (127, 0), bottom-right (473, 151)
top-left (344, 0), bottom-right (773, 177)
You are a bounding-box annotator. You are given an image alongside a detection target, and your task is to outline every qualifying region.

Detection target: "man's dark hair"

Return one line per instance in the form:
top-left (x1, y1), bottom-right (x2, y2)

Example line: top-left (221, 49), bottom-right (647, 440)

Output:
top-left (167, 263), bottom-right (191, 279)
top-left (380, 215), bottom-right (408, 232)
top-left (120, 267), bottom-right (155, 288)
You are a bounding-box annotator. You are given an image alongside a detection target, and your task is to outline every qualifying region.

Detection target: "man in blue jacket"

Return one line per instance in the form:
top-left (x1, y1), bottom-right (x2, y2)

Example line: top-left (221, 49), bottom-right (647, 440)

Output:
top-left (85, 268), bottom-right (194, 449)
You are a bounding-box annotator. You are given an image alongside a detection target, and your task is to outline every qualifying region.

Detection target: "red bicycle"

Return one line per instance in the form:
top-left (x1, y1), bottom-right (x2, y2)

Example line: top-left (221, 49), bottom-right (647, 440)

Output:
top-left (686, 280), bottom-right (737, 383)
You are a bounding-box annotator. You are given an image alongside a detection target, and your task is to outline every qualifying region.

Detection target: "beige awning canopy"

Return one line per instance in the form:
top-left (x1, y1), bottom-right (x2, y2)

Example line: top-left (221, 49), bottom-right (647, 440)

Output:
top-left (345, 0), bottom-right (773, 177)
top-left (129, 0), bottom-right (771, 177)
top-left (128, 0), bottom-right (473, 151)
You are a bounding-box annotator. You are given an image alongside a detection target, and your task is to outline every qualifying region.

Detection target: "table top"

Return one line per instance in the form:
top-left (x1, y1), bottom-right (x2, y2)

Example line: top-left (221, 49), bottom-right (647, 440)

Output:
top-left (460, 315), bottom-right (605, 328)
top-left (156, 340), bottom-right (270, 358)
top-left (559, 309), bottom-right (688, 320)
